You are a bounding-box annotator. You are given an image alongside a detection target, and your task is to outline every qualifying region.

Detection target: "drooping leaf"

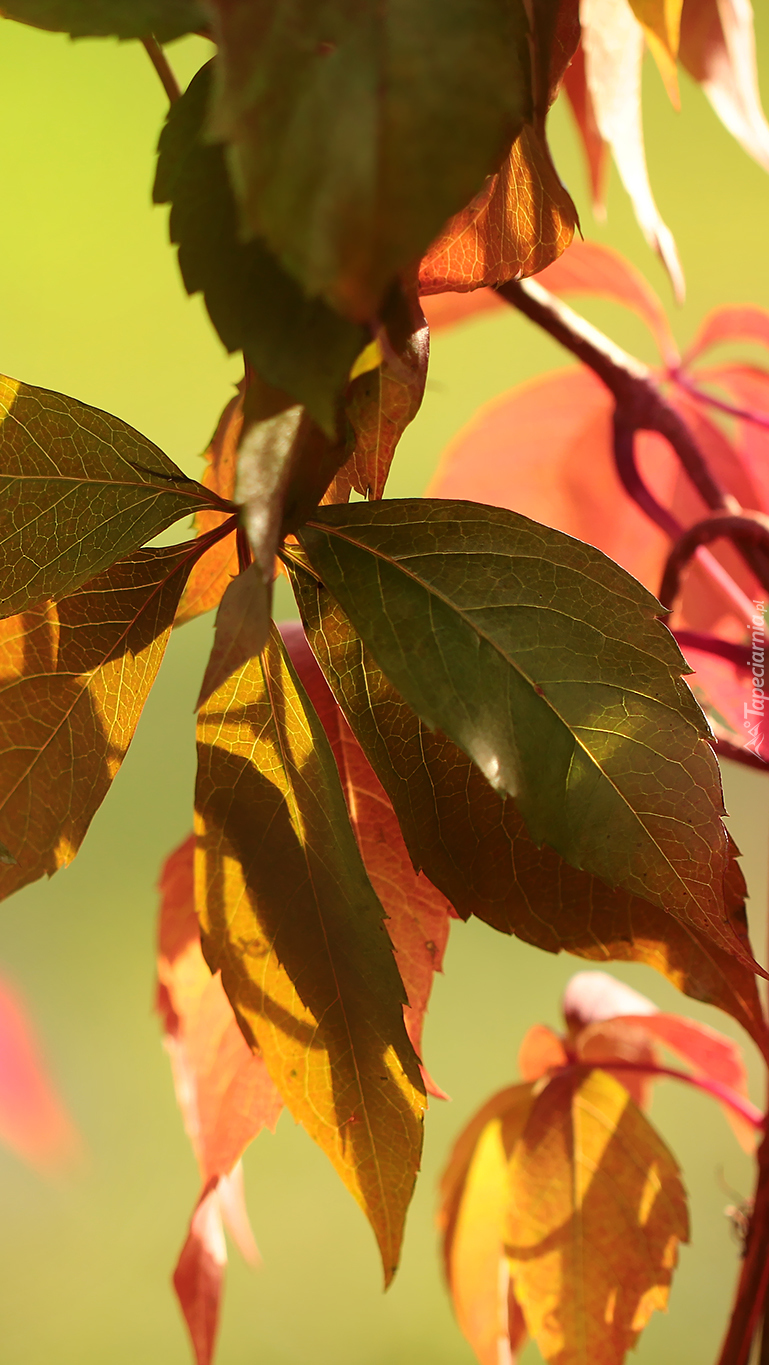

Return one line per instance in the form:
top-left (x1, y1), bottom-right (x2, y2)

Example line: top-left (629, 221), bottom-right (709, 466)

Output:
top-left (679, 0), bottom-right (769, 174)
top-left (197, 564), bottom-right (270, 711)
top-left (0, 375), bottom-right (223, 620)
top-left (280, 622), bottom-right (451, 1097)
top-left (580, 0), bottom-right (684, 299)
top-left (173, 1177), bottom-right (228, 1365)
top-left (0, 0), bottom-right (204, 40)
top-left (176, 387), bottom-right (243, 628)
top-left (327, 296), bottom-right (430, 503)
top-left (561, 41), bottom-right (610, 215)
top-left (628, 0), bottom-right (683, 105)
top-left (439, 1085), bottom-right (534, 1365)
top-left (506, 1068), bottom-right (689, 1365)
top-left (0, 541), bottom-right (204, 904)
top-left (153, 63), bottom-right (367, 437)
top-left (0, 972), bottom-right (81, 1173)
top-left (418, 125), bottom-right (578, 294)
top-left (290, 572), bottom-right (767, 1046)
top-left (195, 625), bottom-right (426, 1283)
top-left (294, 500), bottom-right (745, 960)
top-left (206, 0), bottom-right (532, 319)
top-left (157, 834), bottom-right (282, 1184)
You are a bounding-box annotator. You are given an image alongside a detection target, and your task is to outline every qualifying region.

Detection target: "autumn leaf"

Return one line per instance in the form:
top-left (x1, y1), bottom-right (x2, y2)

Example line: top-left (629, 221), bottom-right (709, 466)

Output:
top-left (279, 622), bottom-right (452, 1098)
top-left (195, 624), bottom-right (426, 1284)
top-left (561, 41), bottom-right (610, 216)
top-left (628, 0), bottom-right (683, 106)
top-left (157, 835), bottom-right (282, 1365)
top-left (0, 541), bottom-right (205, 904)
top-left (0, 0), bottom-right (204, 40)
top-left (290, 572), bottom-right (767, 1047)
top-left (293, 500), bottom-right (746, 962)
top-left (176, 387), bottom-right (243, 628)
top-left (0, 375), bottom-right (223, 620)
top-left (419, 125), bottom-right (578, 295)
top-left (205, 0), bottom-right (532, 320)
top-left (506, 1068), bottom-right (689, 1365)
top-left (153, 63), bottom-right (367, 437)
top-left (679, 0), bottom-right (769, 174)
top-left (0, 971), bottom-right (81, 1174)
top-left (438, 1085), bottom-right (534, 1365)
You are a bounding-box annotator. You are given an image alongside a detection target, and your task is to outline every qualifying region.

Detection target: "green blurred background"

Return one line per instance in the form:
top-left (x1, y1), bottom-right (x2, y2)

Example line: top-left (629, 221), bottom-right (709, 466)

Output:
top-left (0, 15), bottom-right (768, 1363)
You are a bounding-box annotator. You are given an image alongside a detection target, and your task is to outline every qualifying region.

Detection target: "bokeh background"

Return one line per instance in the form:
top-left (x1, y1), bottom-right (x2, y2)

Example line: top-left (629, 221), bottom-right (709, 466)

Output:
top-left (0, 14), bottom-right (768, 1363)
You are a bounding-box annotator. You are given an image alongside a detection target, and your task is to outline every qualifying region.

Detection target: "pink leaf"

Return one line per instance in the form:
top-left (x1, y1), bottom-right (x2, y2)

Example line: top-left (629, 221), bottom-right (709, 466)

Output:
top-left (684, 306), bottom-right (769, 365)
top-left (562, 970), bottom-right (658, 1031)
top-left (679, 0), bottom-right (769, 176)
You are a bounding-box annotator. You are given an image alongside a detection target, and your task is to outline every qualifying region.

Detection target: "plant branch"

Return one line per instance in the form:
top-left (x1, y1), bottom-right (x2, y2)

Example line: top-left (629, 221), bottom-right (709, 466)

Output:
top-left (717, 1132), bottom-right (769, 1365)
top-left (142, 37), bottom-right (181, 104)
top-left (673, 372), bottom-right (769, 432)
top-left (659, 513), bottom-right (769, 609)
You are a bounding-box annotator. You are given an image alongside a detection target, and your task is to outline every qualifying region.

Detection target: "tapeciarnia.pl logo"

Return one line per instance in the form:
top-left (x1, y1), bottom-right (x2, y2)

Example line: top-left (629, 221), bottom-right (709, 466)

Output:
top-left (744, 601), bottom-right (766, 756)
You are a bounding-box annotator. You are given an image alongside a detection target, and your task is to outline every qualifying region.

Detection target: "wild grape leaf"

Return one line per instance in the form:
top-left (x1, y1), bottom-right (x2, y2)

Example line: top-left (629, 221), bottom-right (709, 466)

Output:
top-left (580, 0), bottom-right (684, 299)
top-left (0, 0), bottom-right (204, 40)
top-left (206, 0), bottom-right (532, 319)
top-left (158, 835), bottom-right (281, 1365)
top-left (0, 375), bottom-right (223, 620)
top-left (438, 1085), bottom-right (534, 1365)
top-left (195, 624), bottom-right (426, 1283)
top-left (0, 972), bottom-right (81, 1173)
top-left (0, 541), bottom-right (203, 904)
top-left (327, 297), bottom-right (429, 504)
top-left (561, 41), bottom-right (610, 216)
top-left (153, 63), bottom-right (367, 437)
top-left (506, 1068), bottom-right (689, 1365)
top-left (176, 387), bottom-right (242, 628)
top-left (290, 572), bottom-right (767, 1045)
top-left (679, 0), bottom-right (769, 174)
top-left (418, 125), bottom-right (578, 295)
top-left (294, 500), bottom-right (746, 960)
top-left (280, 622), bottom-right (451, 1098)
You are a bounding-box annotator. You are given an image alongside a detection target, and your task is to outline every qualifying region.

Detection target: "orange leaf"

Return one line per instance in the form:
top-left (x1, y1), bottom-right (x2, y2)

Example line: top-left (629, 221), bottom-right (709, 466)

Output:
top-left (0, 972), bottom-right (81, 1174)
top-left (0, 543), bottom-right (202, 904)
top-left (176, 387), bottom-right (242, 627)
top-left (280, 623), bottom-right (451, 1098)
top-left (628, 0), bottom-right (683, 106)
top-left (518, 1025), bottom-right (568, 1082)
top-left (506, 1068), bottom-right (689, 1365)
top-left (685, 306), bottom-right (769, 365)
top-left (439, 1085), bottom-right (535, 1365)
top-left (419, 125), bottom-right (577, 295)
top-left (561, 41), bottom-right (610, 216)
top-left (679, 0), bottom-right (769, 175)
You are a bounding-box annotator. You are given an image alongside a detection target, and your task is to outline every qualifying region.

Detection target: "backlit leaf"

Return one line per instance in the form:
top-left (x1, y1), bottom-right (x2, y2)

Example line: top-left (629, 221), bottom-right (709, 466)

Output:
top-left (153, 64), bottom-right (367, 437)
top-left (173, 1178), bottom-right (228, 1365)
top-left (0, 0), bottom-right (204, 40)
top-left (0, 541), bottom-right (203, 904)
top-left (684, 306), bottom-right (769, 364)
top-left (280, 622), bottom-right (451, 1097)
top-left (580, 0), bottom-right (684, 299)
top-left (295, 500), bottom-right (744, 961)
top-left (561, 41), bottom-right (610, 215)
top-left (195, 625), bottom-right (426, 1283)
top-left (206, 0), bottom-right (532, 319)
top-left (419, 125), bottom-right (578, 294)
top-left (0, 972), bottom-right (81, 1173)
top-left (679, 0), bottom-right (769, 174)
top-left (176, 387), bottom-right (242, 628)
top-left (0, 375), bottom-right (221, 620)
top-left (197, 564), bottom-right (270, 711)
top-left (628, 0), bottom-right (683, 105)
top-left (506, 1068), bottom-right (689, 1365)
top-left (290, 573), bottom-right (767, 1045)
top-left (439, 1085), bottom-right (535, 1365)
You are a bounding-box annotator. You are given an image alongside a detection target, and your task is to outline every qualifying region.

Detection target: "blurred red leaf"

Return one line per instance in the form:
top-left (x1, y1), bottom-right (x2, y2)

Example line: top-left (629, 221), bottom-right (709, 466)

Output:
top-left (0, 973), bottom-right (80, 1174)
top-left (280, 623), bottom-right (451, 1098)
top-left (173, 1177), bottom-right (228, 1365)
top-left (685, 307), bottom-right (769, 366)
top-left (518, 1025), bottom-right (568, 1082)
top-left (679, 0), bottom-right (769, 176)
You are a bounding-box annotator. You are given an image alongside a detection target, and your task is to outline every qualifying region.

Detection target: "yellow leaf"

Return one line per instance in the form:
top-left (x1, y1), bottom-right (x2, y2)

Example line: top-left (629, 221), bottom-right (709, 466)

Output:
top-left (506, 1068), bottom-right (689, 1365)
top-left (195, 624), bottom-right (426, 1284)
top-left (629, 0), bottom-right (683, 106)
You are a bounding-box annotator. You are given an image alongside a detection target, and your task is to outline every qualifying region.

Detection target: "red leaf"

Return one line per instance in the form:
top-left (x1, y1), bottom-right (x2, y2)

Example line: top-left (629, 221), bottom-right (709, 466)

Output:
top-left (280, 622), bottom-right (451, 1098)
top-left (561, 40), bottom-right (610, 217)
top-left (173, 1178), bottom-right (227, 1365)
top-left (679, 0), bottom-right (769, 176)
top-left (684, 307), bottom-right (769, 366)
top-left (0, 973), bottom-right (81, 1174)
top-left (518, 1025), bottom-right (568, 1082)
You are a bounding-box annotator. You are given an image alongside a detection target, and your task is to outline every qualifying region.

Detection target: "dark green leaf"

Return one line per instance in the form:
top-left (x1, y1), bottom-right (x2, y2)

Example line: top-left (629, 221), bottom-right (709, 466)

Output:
top-left (291, 502), bottom-right (755, 969)
top-left (289, 569), bottom-right (768, 1046)
top-left (153, 63), bottom-right (367, 437)
top-left (0, 0), bottom-right (204, 40)
top-left (206, 0), bottom-right (532, 318)
top-left (0, 374), bottom-right (222, 618)
top-left (195, 624), bottom-right (425, 1282)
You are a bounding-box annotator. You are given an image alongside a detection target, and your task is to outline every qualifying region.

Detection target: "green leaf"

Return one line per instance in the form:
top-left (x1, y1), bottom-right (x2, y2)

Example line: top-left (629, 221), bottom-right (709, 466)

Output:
top-left (0, 541), bottom-right (202, 905)
top-left (0, 374), bottom-right (223, 619)
top-left (153, 63), bottom-right (367, 437)
top-left (195, 624), bottom-right (426, 1283)
top-left (290, 502), bottom-right (753, 968)
top-left (0, 0), bottom-right (205, 40)
top-left (206, 0), bottom-right (532, 318)
top-left (289, 568), bottom-right (767, 1046)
